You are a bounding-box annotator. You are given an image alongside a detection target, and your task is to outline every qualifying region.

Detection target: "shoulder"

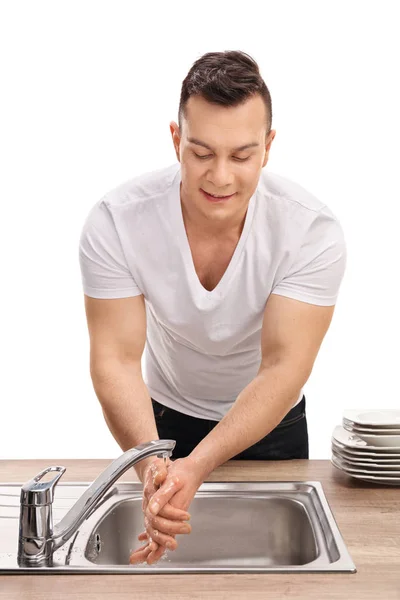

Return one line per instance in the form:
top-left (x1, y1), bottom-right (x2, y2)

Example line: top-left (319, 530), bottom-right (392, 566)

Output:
top-left (100, 162), bottom-right (179, 211)
top-left (258, 169), bottom-right (328, 214)
top-left (257, 169), bottom-right (344, 238)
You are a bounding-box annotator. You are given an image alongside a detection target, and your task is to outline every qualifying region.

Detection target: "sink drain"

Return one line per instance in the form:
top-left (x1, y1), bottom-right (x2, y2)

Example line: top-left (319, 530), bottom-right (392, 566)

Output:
top-left (95, 534), bottom-right (101, 553)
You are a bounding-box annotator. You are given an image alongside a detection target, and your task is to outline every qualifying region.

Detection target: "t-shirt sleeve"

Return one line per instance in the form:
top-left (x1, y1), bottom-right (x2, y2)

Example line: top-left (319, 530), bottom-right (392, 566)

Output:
top-left (271, 207), bottom-right (347, 306)
top-left (78, 199), bottom-right (143, 299)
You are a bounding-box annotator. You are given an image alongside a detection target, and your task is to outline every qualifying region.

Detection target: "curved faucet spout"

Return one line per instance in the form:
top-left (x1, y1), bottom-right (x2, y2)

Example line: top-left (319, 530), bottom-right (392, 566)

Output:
top-left (18, 439), bottom-right (175, 565)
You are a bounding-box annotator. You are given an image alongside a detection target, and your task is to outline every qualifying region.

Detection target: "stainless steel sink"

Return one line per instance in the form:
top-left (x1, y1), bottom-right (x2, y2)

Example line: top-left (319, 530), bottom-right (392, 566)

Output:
top-left (0, 480), bottom-right (356, 573)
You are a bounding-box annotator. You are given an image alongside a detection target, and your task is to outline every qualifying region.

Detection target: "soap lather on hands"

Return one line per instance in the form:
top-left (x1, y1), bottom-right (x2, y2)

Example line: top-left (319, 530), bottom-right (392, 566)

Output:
top-left (129, 455), bottom-right (204, 565)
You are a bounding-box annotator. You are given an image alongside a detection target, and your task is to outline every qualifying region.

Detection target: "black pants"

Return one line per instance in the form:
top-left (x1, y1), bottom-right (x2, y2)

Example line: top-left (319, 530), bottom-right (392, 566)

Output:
top-left (151, 394), bottom-right (309, 460)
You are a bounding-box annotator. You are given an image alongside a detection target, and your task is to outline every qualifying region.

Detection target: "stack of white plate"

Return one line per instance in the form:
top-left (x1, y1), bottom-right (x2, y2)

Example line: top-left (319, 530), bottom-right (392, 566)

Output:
top-left (331, 409), bottom-right (400, 486)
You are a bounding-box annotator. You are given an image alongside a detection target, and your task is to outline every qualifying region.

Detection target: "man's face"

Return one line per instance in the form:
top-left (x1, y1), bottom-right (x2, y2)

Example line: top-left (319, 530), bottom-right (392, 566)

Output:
top-left (170, 94), bottom-right (276, 228)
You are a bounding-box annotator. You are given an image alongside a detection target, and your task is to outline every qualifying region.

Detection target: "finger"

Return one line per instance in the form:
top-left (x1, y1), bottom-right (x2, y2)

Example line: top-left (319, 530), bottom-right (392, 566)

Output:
top-left (151, 527), bottom-right (179, 550)
top-left (138, 529), bottom-right (178, 552)
top-left (129, 541), bottom-right (150, 556)
top-left (152, 458), bottom-right (171, 487)
top-left (142, 460), bottom-right (172, 512)
top-left (139, 533), bottom-right (178, 553)
top-left (148, 476), bottom-right (182, 516)
top-left (143, 476), bottom-right (158, 506)
top-left (144, 514), bottom-right (177, 548)
top-left (144, 513), bottom-right (187, 550)
top-left (147, 531), bottom-right (179, 564)
top-left (158, 503), bottom-right (191, 521)
top-left (144, 505), bottom-right (190, 546)
top-left (143, 459), bottom-right (166, 501)
top-left (144, 487), bottom-right (190, 518)
top-left (144, 536), bottom-right (159, 554)
top-left (142, 496), bottom-right (188, 547)
top-left (142, 497), bottom-right (191, 522)
top-left (152, 513), bottom-right (192, 536)
top-left (142, 485), bottom-right (160, 511)
top-left (149, 456), bottom-right (173, 486)
top-left (149, 460), bottom-right (167, 490)
top-left (147, 543), bottom-right (169, 565)
top-left (129, 543), bottom-right (152, 564)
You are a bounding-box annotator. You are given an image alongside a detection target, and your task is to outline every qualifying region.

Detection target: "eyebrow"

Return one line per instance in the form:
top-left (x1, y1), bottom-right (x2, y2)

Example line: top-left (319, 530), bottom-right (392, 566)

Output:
top-left (187, 137), bottom-right (260, 152)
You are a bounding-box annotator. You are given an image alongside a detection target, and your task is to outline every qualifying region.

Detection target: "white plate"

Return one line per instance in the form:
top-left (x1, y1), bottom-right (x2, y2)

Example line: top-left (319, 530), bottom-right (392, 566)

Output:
top-left (332, 451), bottom-right (400, 475)
top-left (332, 439), bottom-right (400, 461)
top-left (331, 455), bottom-right (400, 485)
top-left (342, 423), bottom-right (400, 446)
top-left (332, 444), bottom-right (400, 464)
top-left (343, 419), bottom-right (400, 435)
top-left (353, 433), bottom-right (400, 447)
top-left (342, 409), bottom-right (400, 427)
top-left (332, 448), bottom-right (400, 471)
top-left (332, 425), bottom-right (400, 451)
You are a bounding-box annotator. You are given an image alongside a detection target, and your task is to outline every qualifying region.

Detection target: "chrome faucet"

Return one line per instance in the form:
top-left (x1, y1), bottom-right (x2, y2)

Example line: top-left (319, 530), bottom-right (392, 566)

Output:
top-left (17, 439), bottom-right (175, 567)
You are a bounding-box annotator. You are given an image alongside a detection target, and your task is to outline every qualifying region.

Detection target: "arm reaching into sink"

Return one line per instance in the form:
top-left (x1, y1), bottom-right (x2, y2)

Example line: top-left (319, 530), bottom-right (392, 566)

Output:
top-left (186, 296), bottom-right (335, 475)
top-left (131, 352), bottom-right (306, 566)
top-left (84, 294), bottom-right (193, 560)
top-left (130, 361), bottom-right (302, 565)
top-left (135, 296), bottom-right (335, 564)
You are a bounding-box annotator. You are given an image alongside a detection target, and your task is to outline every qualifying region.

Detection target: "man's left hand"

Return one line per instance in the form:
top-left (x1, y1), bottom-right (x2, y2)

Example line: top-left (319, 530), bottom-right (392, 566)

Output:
top-left (129, 455), bottom-right (205, 565)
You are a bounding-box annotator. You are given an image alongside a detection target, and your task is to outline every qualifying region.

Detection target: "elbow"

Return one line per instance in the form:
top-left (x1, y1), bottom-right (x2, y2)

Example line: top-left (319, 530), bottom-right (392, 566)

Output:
top-left (257, 357), bottom-right (313, 392)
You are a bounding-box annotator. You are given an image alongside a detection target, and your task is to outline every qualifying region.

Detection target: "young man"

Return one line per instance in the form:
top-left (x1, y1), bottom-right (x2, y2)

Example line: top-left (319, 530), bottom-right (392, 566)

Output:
top-left (79, 51), bottom-right (346, 564)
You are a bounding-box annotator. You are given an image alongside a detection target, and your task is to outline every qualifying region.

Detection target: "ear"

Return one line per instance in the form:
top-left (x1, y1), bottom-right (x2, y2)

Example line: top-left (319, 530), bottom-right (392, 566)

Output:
top-left (170, 121), bottom-right (181, 160)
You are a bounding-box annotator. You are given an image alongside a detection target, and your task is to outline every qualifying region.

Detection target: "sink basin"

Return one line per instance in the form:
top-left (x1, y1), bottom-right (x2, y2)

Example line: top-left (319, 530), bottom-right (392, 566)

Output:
top-left (0, 481), bottom-right (356, 573)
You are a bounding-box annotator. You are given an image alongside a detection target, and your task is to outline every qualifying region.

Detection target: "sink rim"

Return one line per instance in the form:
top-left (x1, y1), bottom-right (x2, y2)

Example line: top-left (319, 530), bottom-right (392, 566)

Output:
top-left (0, 480), bottom-right (357, 574)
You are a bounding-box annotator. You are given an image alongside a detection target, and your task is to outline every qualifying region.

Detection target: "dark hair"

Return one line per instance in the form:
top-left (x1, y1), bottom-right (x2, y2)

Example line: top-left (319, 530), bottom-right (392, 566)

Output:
top-left (178, 50), bottom-right (272, 138)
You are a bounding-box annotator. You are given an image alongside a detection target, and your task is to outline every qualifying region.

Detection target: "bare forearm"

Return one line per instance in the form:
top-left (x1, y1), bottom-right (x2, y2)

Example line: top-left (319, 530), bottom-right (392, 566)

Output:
top-left (91, 362), bottom-right (159, 481)
top-left (189, 362), bottom-right (307, 479)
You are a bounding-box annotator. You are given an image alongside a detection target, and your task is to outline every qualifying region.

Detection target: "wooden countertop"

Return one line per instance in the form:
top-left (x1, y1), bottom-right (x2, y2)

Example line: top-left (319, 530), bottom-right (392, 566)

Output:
top-left (0, 459), bottom-right (399, 600)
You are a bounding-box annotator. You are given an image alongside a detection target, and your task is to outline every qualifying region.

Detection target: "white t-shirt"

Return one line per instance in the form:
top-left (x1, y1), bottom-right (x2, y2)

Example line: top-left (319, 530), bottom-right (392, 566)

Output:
top-left (79, 162), bottom-right (347, 421)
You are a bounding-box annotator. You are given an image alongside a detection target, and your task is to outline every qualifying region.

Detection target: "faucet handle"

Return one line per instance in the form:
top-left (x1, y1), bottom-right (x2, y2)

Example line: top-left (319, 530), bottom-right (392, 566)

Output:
top-left (20, 466), bottom-right (66, 506)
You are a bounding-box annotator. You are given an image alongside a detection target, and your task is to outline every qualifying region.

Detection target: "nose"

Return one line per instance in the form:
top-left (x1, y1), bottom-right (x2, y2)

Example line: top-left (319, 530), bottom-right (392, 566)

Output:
top-left (205, 159), bottom-right (235, 189)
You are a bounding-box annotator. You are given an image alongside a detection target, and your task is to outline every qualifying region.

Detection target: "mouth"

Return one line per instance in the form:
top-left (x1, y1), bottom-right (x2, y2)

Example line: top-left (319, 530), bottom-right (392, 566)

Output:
top-left (201, 189), bottom-right (236, 202)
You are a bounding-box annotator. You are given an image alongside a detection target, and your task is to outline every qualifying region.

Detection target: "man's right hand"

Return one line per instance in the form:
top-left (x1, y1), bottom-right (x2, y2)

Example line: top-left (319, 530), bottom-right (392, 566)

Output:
top-left (130, 457), bottom-right (192, 564)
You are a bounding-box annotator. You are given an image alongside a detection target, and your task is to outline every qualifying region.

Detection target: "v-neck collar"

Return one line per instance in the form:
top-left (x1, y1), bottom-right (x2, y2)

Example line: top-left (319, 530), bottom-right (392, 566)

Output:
top-left (169, 164), bottom-right (257, 302)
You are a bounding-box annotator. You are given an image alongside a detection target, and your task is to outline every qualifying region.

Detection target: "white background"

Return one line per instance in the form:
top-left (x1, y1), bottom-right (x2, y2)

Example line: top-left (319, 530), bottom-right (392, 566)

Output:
top-left (1, 1), bottom-right (399, 461)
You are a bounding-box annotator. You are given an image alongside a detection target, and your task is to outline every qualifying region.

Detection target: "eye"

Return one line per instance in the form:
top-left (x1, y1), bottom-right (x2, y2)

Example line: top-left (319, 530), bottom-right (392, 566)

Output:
top-left (194, 153), bottom-right (250, 162)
